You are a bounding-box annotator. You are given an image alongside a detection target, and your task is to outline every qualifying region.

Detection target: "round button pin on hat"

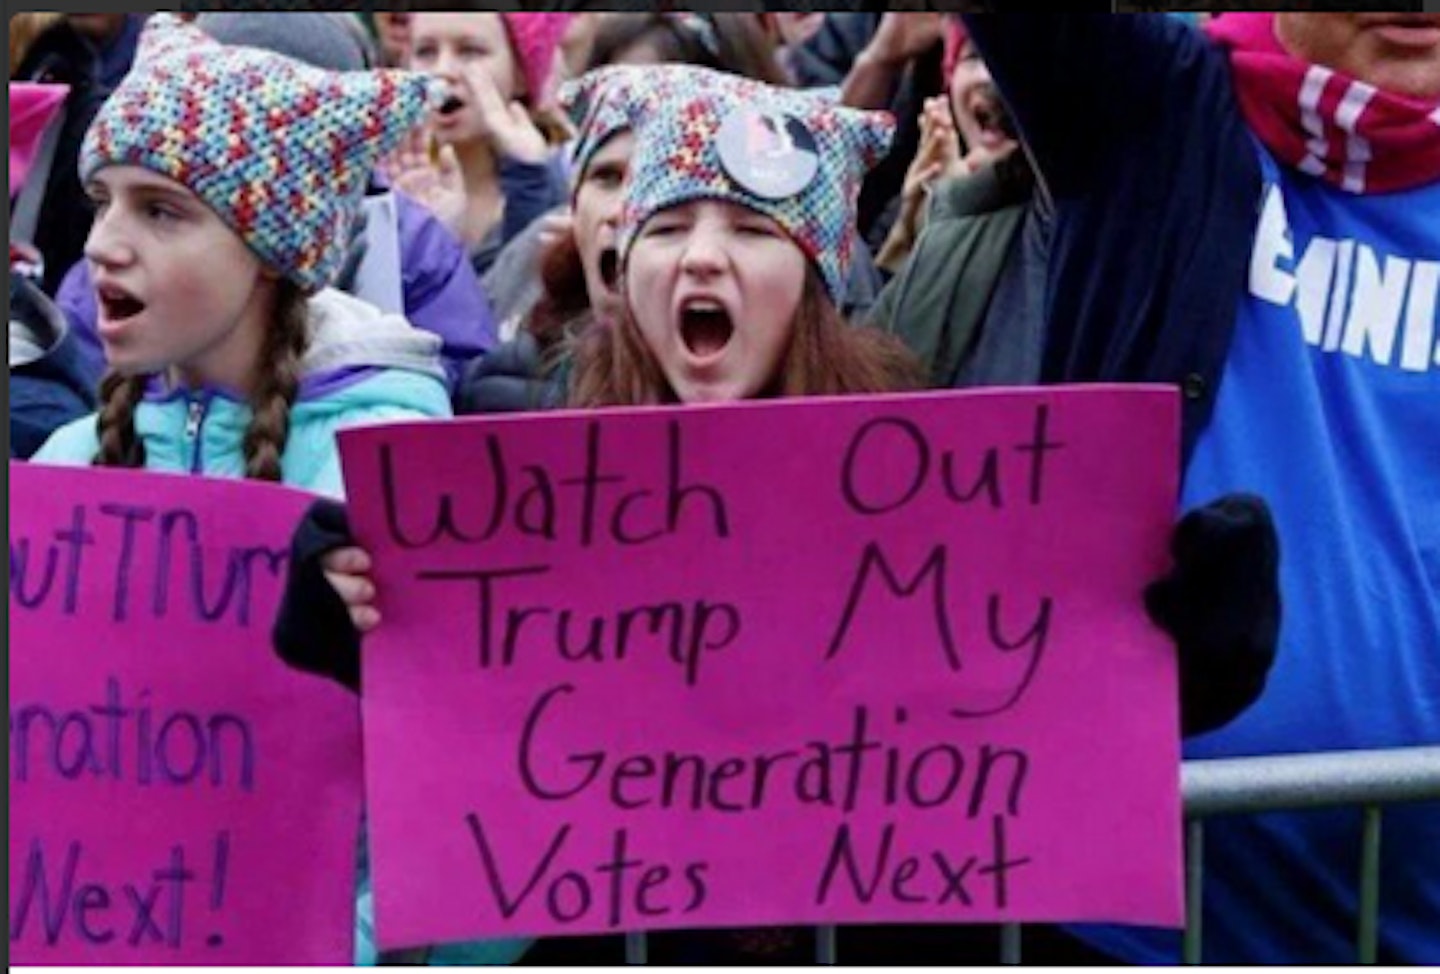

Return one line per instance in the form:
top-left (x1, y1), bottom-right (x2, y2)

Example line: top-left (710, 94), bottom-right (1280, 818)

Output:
top-left (715, 108), bottom-right (820, 200)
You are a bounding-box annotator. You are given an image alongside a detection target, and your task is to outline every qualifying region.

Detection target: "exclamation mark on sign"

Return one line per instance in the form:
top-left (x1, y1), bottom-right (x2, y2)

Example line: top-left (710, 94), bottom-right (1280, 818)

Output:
top-left (206, 831), bottom-right (230, 948)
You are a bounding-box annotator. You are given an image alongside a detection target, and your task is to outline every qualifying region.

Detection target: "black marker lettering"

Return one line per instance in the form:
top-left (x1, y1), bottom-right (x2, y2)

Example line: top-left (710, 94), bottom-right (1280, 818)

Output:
top-left (826, 543), bottom-right (959, 671)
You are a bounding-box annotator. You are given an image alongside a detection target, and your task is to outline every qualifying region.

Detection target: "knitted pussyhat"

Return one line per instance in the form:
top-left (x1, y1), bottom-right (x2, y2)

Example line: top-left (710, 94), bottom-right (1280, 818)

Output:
top-left (80, 14), bottom-right (438, 293)
top-left (559, 63), bottom-right (690, 189)
top-left (616, 65), bottom-right (894, 306)
top-left (10, 82), bottom-right (69, 197)
top-left (559, 64), bottom-right (643, 180)
top-left (560, 63), bottom-right (778, 191)
top-left (500, 13), bottom-right (572, 108)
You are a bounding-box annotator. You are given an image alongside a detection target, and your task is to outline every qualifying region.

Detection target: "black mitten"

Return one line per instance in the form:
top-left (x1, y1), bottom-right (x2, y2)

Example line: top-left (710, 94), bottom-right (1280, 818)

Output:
top-left (1145, 493), bottom-right (1281, 737)
top-left (456, 332), bottom-right (553, 415)
top-left (272, 498), bottom-right (363, 694)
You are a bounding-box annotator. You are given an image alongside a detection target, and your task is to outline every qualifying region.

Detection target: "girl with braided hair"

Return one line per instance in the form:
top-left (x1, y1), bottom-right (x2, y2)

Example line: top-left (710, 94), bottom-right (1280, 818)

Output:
top-left (29, 15), bottom-right (525, 967)
top-left (33, 14), bottom-right (453, 499)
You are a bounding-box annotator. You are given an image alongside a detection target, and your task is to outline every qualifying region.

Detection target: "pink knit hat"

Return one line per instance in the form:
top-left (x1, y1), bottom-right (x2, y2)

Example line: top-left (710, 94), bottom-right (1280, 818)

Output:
top-left (942, 17), bottom-right (969, 88)
top-left (10, 83), bottom-right (69, 197)
top-left (500, 13), bottom-right (572, 108)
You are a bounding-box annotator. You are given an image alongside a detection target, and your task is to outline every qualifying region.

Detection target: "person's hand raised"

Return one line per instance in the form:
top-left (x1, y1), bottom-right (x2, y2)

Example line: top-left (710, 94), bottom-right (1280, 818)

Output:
top-left (383, 126), bottom-right (468, 238)
top-left (470, 69), bottom-right (548, 166)
top-left (867, 12), bottom-right (948, 68)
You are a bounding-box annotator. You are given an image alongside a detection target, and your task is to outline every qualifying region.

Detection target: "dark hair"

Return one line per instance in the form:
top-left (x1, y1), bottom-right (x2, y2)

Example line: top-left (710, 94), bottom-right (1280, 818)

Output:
top-left (94, 280), bottom-right (310, 482)
top-left (586, 12), bottom-right (789, 85)
top-left (528, 230), bottom-right (594, 357)
top-left (568, 268), bottom-right (925, 407)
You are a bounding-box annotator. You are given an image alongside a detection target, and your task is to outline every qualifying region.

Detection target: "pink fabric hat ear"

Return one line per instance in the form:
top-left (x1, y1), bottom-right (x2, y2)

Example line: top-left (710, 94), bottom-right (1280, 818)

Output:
top-left (10, 82), bottom-right (70, 195)
top-left (500, 13), bottom-right (572, 108)
top-left (942, 17), bottom-right (970, 89)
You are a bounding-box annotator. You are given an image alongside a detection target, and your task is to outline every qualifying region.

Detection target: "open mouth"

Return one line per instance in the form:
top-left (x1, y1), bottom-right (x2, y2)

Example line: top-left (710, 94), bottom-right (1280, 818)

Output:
top-left (437, 95), bottom-right (466, 117)
top-left (598, 248), bottom-right (619, 291)
top-left (97, 284), bottom-right (145, 323)
top-left (1360, 14), bottom-right (1440, 45)
top-left (679, 300), bottom-right (735, 360)
top-left (967, 84), bottom-right (1015, 147)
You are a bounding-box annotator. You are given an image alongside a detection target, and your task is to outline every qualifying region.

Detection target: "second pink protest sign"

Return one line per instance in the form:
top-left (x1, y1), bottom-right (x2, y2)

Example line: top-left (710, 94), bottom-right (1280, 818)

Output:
top-left (9, 464), bottom-right (363, 965)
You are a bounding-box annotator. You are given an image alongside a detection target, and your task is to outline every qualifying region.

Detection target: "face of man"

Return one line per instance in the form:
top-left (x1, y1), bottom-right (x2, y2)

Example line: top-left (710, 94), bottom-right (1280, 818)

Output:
top-left (1276, 14), bottom-right (1440, 100)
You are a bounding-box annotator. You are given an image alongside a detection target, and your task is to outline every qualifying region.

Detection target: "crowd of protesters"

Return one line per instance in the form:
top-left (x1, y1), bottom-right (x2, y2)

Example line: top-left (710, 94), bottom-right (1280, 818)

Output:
top-left (9, 8), bottom-right (1437, 965)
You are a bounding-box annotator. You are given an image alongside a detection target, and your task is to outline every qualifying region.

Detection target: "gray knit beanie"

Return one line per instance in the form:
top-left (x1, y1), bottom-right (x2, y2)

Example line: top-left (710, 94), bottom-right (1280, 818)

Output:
top-left (196, 12), bottom-right (371, 73)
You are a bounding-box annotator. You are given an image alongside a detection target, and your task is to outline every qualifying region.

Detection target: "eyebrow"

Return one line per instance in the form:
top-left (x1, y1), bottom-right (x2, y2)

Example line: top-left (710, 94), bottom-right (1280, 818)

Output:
top-left (90, 177), bottom-right (195, 207)
top-left (137, 187), bottom-right (196, 208)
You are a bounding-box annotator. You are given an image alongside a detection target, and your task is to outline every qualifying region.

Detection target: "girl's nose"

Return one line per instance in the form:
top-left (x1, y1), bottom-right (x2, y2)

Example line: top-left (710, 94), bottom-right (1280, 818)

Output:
top-left (600, 198), bottom-right (624, 231)
top-left (83, 207), bottom-right (132, 270)
top-left (432, 47), bottom-right (460, 81)
top-left (678, 223), bottom-right (728, 277)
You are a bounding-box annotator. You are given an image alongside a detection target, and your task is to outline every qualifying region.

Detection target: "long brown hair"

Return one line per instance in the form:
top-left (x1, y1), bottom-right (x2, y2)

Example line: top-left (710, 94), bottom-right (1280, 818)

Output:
top-left (93, 280), bottom-right (310, 482)
top-left (528, 230), bottom-right (594, 357)
top-left (568, 268), bottom-right (924, 408)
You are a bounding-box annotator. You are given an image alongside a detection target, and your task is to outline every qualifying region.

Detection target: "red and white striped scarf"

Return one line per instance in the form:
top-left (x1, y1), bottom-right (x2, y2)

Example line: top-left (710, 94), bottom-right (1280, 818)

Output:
top-left (1207, 13), bottom-right (1440, 195)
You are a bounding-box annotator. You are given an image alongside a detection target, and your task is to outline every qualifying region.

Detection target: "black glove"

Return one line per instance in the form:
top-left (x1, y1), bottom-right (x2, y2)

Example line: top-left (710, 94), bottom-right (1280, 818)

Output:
top-left (1145, 493), bottom-right (1281, 737)
top-left (455, 332), bottom-right (557, 414)
top-left (272, 499), bottom-right (363, 694)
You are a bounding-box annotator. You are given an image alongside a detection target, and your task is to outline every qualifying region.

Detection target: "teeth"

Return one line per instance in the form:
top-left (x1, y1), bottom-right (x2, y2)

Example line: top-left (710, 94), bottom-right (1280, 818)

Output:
top-left (684, 300), bottom-right (725, 313)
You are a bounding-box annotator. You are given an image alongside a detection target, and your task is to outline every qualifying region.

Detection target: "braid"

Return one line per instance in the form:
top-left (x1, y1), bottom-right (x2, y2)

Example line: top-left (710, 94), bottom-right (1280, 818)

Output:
top-left (241, 282), bottom-right (310, 482)
top-left (93, 370), bottom-right (149, 469)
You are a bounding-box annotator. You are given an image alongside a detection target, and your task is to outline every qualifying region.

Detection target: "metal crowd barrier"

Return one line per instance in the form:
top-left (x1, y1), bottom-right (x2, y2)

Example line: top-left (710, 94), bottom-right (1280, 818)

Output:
top-left (612, 745), bottom-right (1440, 966)
top-left (1177, 745), bottom-right (1440, 965)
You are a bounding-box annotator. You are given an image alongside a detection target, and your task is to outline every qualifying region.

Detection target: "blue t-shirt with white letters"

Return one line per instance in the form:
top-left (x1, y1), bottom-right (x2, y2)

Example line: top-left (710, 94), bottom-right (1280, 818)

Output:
top-left (1081, 146), bottom-right (1440, 964)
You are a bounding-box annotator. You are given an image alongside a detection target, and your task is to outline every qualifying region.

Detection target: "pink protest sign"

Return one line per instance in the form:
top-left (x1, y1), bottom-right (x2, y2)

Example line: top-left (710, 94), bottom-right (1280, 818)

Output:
top-left (9, 463), bottom-right (362, 965)
top-left (340, 386), bottom-right (1185, 950)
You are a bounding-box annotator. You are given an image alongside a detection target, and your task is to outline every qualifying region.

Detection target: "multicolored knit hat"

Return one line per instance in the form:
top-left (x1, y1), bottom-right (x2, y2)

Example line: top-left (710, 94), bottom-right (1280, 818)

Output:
top-left (500, 13), bottom-right (572, 108)
top-left (560, 65), bottom-right (642, 181)
top-left (79, 14), bottom-right (438, 293)
top-left (560, 64), bottom-right (771, 185)
top-left (560, 63), bottom-right (694, 197)
top-left (616, 65), bottom-right (894, 307)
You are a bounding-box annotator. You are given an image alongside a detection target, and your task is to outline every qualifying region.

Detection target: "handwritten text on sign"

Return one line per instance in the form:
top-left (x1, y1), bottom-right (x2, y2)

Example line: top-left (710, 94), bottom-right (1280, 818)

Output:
top-left (8, 463), bottom-right (362, 965)
top-left (340, 387), bottom-right (1185, 949)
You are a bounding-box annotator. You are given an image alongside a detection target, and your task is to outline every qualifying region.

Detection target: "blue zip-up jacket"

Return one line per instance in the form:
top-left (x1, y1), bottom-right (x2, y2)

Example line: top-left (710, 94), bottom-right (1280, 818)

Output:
top-left (33, 289), bottom-right (451, 497)
top-left (964, 13), bottom-right (1262, 466)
